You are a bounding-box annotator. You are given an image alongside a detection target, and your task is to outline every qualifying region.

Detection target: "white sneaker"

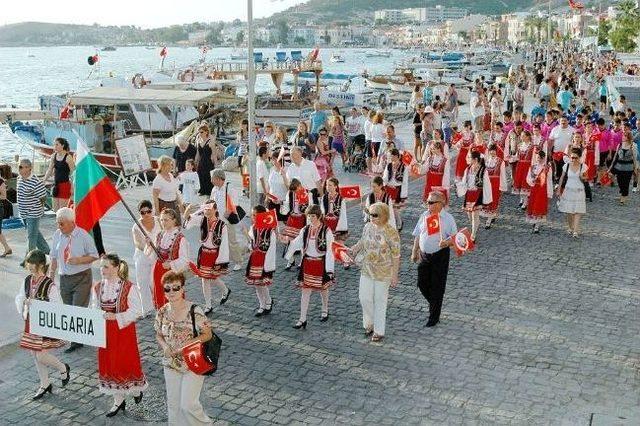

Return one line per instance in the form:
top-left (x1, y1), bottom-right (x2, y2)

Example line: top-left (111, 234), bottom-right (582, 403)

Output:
top-left (233, 264), bottom-right (243, 271)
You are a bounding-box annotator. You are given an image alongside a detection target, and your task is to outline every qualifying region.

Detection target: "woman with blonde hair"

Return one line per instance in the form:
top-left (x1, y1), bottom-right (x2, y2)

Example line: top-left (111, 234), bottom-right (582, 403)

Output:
top-left (349, 202), bottom-right (400, 342)
top-left (91, 253), bottom-right (147, 417)
top-left (152, 155), bottom-right (183, 219)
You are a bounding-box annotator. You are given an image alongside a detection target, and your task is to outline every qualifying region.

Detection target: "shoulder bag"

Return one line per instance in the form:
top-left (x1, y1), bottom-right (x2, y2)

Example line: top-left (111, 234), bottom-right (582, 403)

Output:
top-left (183, 304), bottom-right (222, 376)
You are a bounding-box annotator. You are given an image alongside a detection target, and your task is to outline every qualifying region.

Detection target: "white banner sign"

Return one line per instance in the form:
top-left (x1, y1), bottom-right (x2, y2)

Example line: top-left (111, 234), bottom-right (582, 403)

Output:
top-left (320, 90), bottom-right (365, 107)
top-left (609, 75), bottom-right (640, 88)
top-left (29, 300), bottom-right (106, 348)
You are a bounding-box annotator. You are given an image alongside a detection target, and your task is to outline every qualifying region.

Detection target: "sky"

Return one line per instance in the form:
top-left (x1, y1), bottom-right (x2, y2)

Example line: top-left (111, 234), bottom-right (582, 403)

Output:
top-left (1, 0), bottom-right (308, 28)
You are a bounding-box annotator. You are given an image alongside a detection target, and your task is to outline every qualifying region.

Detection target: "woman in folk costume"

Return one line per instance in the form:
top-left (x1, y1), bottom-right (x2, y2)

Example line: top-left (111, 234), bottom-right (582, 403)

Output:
top-left (146, 208), bottom-right (190, 310)
top-left (452, 120), bottom-right (475, 182)
top-left (364, 176), bottom-right (396, 230)
top-left (526, 149), bottom-right (554, 234)
top-left (183, 200), bottom-right (230, 315)
top-left (582, 121), bottom-right (600, 185)
top-left (321, 177), bottom-right (348, 241)
top-left (531, 125), bottom-right (549, 157)
top-left (457, 151), bottom-right (493, 241)
top-left (131, 199), bottom-right (160, 316)
top-left (245, 205), bottom-right (277, 317)
top-left (563, 132), bottom-right (587, 164)
top-left (490, 121), bottom-right (506, 160)
top-left (285, 205), bottom-right (335, 330)
top-left (420, 141), bottom-right (451, 203)
top-left (480, 144), bottom-right (508, 229)
top-left (16, 250), bottom-right (70, 401)
top-left (511, 130), bottom-right (535, 209)
top-left (382, 148), bottom-right (409, 230)
top-left (280, 178), bottom-right (310, 270)
top-left (91, 253), bottom-right (147, 417)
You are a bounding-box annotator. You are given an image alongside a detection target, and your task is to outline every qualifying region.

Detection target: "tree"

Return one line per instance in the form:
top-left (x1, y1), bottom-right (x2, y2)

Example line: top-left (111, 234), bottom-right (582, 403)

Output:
top-left (235, 30), bottom-right (245, 46)
top-left (524, 15), bottom-right (547, 43)
top-left (206, 24), bottom-right (223, 46)
top-left (597, 19), bottom-right (611, 46)
top-left (294, 36), bottom-right (306, 45)
top-left (275, 20), bottom-right (289, 45)
top-left (609, 0), bottom-right (639, 52)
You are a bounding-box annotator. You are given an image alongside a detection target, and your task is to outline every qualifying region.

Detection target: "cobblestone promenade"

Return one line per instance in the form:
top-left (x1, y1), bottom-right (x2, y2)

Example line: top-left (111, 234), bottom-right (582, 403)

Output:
top-left (0, 177), bottom-right (638, 425)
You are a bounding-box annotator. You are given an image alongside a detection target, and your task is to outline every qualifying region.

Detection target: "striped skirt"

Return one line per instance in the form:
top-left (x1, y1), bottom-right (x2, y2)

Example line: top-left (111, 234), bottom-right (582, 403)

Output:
top-left (20, 317), bottom-right (65, 351)
top-left (297, 256), bottom-right (334, 291)
top-left (245, 250), bottom-right (273, 287)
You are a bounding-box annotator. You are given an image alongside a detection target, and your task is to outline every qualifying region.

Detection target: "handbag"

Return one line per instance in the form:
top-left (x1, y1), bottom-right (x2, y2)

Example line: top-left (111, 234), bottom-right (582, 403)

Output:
top-left (224, 183), bottom-right (246, 225)
top-left (183, 304), bottom-right (221, 376)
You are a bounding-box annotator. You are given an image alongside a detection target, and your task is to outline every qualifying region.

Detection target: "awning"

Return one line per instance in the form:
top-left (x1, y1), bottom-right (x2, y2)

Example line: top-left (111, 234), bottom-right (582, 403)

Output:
top-left (0, 110), bottom-right (53, 123)
top-left (69, 87), bottom-right (241, 107)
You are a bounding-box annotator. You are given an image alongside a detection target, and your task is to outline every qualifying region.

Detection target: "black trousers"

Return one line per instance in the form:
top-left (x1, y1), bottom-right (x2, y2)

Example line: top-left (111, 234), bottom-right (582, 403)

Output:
top-left (553, 158), bottom-right (564, 184)
top-left (417, 248), bottom-right (451, 322)
top-left (616, 171), bottom-right (633, 197)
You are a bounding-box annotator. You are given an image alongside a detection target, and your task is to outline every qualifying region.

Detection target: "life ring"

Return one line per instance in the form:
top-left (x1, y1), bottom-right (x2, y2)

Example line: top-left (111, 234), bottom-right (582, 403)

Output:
top-left (131, 73), bottom-right (146, 88)
top-left (180, 69), bottom-right (195, 82)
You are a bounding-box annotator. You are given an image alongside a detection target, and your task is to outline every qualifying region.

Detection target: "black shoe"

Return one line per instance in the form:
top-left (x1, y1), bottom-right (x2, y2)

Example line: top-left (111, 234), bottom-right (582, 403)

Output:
top-left (61, 363), bottom-right (70, 387)
top-left (364, 328), bottom-right (374, 336)
top-left (32, 384), bottom-right (52, 400)
top-left (293, 320), bottom-right (307, 329)
top-left (134, 392), bottom-right (143, 404)
top-left (204, 306), bottom-right (213, 316)
top-left (264, 299), bottom-right (274, 314)
top-left (320, 312), bottom-right (329, 322)
top-left (284, 260), bottom-right (294, 271)
top-left (64, 343), bottom-right (83, 353)
top-left (426, 319), bottom-right (439, 327)
top-left (106, 400), bottom-right (126, 418)
top-left (533, 226), bottom-right (540, 234)
top-left (220, 288), bottom-right (231, 305)
top-left (19, 261), bottom-right (25, 268)
top-left (255, 308), bottom-right (265, 317)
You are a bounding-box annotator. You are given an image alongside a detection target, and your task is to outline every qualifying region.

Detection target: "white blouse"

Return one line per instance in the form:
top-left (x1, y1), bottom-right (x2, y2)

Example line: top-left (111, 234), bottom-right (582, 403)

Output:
top-left (90, 279), bottom-right (143, 330)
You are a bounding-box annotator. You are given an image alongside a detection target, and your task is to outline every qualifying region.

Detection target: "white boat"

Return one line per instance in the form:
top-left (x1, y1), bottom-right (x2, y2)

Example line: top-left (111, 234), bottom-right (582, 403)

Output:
top-left (387, 81), bottom-right (415, 93)
top-left (366, 50), bottom-right (391, 58)
top-left (365, 77), bottom-right (393, 90)
top-left (330, 52), bottom-right (345, 63)
top-left (229, 49), bottom-right (248, 60)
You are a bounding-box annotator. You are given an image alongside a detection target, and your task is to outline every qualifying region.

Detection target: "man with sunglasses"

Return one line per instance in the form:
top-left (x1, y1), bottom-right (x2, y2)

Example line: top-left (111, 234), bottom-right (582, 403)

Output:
top-left (411, 191), bottom-right (457, 328)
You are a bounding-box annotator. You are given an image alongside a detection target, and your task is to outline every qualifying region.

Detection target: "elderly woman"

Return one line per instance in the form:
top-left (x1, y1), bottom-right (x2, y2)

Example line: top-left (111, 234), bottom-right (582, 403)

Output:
top-left (172, 135), bottom-right (197, 174)
top-left (155, 271), bottom-right (213, 425)
top-left (91, 253), bottom-right (147, 417)
top-left (153, 156), bottom-right (183, 219)
top-left (349, 202), bottom-right (400, 342)
top-left (131, 200), bottom-right (161, 315)
top-left (43, 137), bottom-right (75, 211)
top-left (195, 123), bottom-right (218, 196)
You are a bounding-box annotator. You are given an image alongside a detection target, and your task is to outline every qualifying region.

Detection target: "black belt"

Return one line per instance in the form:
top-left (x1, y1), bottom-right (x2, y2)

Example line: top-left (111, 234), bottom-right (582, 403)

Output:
top-left (420, 248), bottom-right (449, 260)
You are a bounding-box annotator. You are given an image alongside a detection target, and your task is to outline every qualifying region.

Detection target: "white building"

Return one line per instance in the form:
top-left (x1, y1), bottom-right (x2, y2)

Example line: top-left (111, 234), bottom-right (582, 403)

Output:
top-left (188, 30), bottom-right (208, 45)
top-left (425, 5), bottom-right (468, 23)
top-left (291, 26), bottom-right (316, 44)
top-left (375, 6), bottom-right (467, 24)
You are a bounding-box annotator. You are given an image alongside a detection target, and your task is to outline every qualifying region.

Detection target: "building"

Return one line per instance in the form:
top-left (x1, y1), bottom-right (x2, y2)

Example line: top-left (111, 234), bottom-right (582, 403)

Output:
top-left (290, 26), bottom-right (316, 44)
top-left (375, 9), bottom-right (407, 23)
top-left (501, 13), bottom-right (530, 43)
top-left (375, 6), bottom-right (467, 24)
top-left (424, 5), bottom-right (468, 23)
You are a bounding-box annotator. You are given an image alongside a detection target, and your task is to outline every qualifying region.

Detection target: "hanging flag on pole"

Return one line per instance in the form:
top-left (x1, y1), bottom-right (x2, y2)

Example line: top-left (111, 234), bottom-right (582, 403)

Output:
top-left (568, 0), bottom-right (584, 10)
top-left (160, 46), bottom-right (168, 57)
top-left (73, 137), bottom-right (122, 231)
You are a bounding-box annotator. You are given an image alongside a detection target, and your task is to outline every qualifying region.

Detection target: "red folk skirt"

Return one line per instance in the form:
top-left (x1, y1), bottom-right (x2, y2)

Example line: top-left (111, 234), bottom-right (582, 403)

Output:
top-left (282, 213), bottom-right (306, 239)
top-left (481, 174), bottom-right (502, 218)
top-left (526, 183), bottom-right (549, 223)
top-left (512, 161), bottom-right (531, 195)
top-left (463, 188), bottom-right (482, 212)
top-left (152, 261), bottom-right (171, 309)
top-left (98, 320), bottom-right (147, 395)
top-left (245, 250), bottom-right (273, 287)
top-left (585, 148), bottom-right (597, 181)
top-left (194, 246), bottom-right (228, 280)
top-left (423, 171), bottom-right (444, 201)
top-left (53, 181), bottom-right (71, 199)
top-left (20, 315), bottom-right (65, 351)
top-left (455, 147), bottom-right (469, 181)
top-left (297, 256), bottom-right (334, 291)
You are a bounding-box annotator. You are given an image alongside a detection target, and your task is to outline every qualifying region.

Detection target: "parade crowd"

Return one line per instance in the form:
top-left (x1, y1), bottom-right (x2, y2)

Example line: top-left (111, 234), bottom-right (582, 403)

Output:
top-left (4, 45), bottom-right (639, 424)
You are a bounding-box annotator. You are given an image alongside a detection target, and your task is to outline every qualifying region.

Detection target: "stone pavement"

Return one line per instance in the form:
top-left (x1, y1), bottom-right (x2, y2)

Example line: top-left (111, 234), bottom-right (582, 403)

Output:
top-left (0, 171), bottom-right (639, 425)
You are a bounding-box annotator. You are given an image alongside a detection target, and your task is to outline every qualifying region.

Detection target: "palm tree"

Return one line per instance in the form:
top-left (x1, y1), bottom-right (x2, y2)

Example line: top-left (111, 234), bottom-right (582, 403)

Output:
top-left (524, 16), bottom-right (547, 43)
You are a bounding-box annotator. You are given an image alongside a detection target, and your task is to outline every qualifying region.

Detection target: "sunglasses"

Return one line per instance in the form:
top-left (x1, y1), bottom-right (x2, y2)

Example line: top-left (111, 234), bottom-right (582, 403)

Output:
top-left (163, 285), bottom-right (183, 293)
top-left (365, 211), bottom-right (379, 218)
top-left (427, 201), bottom-right (439, 205)
top-left (140, 209), bottom-right (152, 215)
top-left (570, 156), bottom-right (579, 160)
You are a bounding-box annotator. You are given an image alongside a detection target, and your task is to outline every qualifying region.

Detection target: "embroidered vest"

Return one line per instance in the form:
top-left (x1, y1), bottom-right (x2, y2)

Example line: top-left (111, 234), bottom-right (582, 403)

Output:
top-left (23, 275), bottom-right (53, 302)
top-left (95, 280), bottom-right (132, 314)
top-left (156, 231), bottom-right (184, 262)
top-left (252, 228), bottom-right (272, 252)
top-left (322, 194), bottom-right (342, 217)
top-left (200, 218), bottom-right (225, 247)
top-left (302, 225), bottom-right (328, 254)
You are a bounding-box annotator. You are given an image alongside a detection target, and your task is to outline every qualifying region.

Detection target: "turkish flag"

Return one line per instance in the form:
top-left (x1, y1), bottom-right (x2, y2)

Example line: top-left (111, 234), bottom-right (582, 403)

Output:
top-left (452, 132), bottom-right (463, 143)
top-left (331, 241), bottom-right (353, 264)
top-left (599, 171), bottom-right (613, 186)
top-left (425, 213), bottom-right (441, 236)
top-left (339, 185), bottom-right (361, 199)
top-left (568, 0), bottom-right (584, 10)
top-left (241, 173), bottom-right (250, 189)
top-left (295, 189), bottom-right (309, 205)
top-left (452, 228), bottom-right (475, 256)
top-left (160, 46), bottom-right (168, 57)
top-left (401, 151), bottom-right (414, 166)
top-left (255, 209), bottom-right (278, 230)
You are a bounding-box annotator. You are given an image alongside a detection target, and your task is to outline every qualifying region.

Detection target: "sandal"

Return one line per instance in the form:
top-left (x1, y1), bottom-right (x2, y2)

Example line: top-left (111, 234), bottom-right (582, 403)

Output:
top-left (0, 250), bottom-right (12, 258)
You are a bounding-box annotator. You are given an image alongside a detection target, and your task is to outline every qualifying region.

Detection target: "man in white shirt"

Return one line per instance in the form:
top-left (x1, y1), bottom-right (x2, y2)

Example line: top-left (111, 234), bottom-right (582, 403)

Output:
top-left (346, 107), bottom-right (365, 155)
top-left (470, 90), bottom-right (485, 132)
top-left (210, 169), bottom-right (246, 270)
top-left (548, 116), bottom-right (575, 183)
top-left (287, 147), bottom-right (322, 203)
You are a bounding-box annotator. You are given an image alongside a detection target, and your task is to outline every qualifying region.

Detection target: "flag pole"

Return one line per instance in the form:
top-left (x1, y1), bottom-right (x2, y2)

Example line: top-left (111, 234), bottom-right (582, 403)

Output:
top-left (118, 196), bottom-right (163, 258)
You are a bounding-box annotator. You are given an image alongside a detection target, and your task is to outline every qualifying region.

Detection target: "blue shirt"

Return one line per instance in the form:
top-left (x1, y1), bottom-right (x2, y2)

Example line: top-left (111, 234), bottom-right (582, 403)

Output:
top-left (412, 210), bottom-right (457, 254)
top-left (599, 83), bottom-right (607, 96)
top-left (423, 87), bottom-right (433, 105)
top-left (558, 91), bottom-right (574, 111)
top-left (309, 111), bottom-right (328, 134)
top-left (531, 106), bottom-right (546, 119)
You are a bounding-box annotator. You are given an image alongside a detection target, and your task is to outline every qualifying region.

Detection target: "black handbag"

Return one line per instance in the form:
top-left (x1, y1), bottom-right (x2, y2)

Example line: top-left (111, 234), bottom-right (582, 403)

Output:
top-left (189, 304), bottom-right (222, 376)
top-left (224, 183), bottom-right (246, 224)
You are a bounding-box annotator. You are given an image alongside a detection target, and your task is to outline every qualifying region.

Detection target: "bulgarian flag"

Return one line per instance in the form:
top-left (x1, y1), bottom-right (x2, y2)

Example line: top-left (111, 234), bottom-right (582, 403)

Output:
top-left (73, 138), bottom-right (122, 231)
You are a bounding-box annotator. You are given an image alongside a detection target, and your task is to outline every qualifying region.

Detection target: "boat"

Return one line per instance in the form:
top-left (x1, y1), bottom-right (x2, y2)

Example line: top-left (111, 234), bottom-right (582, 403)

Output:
top-left (330, 52), bottom-right (345, 63)
top-left (101, 46), bottom-right (117, 52)
top-left (387, 81), bottom-right (421, 93)
top-left (229, 49), bottom-right (248, 60)
top-left (366, 50), bottom-right (391, 58)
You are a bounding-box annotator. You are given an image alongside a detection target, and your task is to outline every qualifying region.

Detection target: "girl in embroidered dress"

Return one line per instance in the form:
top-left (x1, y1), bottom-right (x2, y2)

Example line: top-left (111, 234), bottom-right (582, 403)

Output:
top-left (245, 205), bottom-right (277, 317)
top-left (146, 209), bottom-right (190, 310)
top-left (563, 132), bottom-right (587, 164)
top-left (453, 120), bottom-right (475, 182)
top-left (419, 141), bottom-right (450, 203)
top-left (457, 151), bottom-right (493, 241)
top-left (16, 250), bottom-right (70, 401)
top-left (184, 200), bottom-right (230, 315)
top-left (531, 125), bottom-right (548, 158)
top-left (526, 150), bottom-right (554, 234)
top-left (480, 144), bottom-right (508, 229)
top-left (285, 205), bottom-right (335, 330)
top-left (92, 253), bottom-right (147, 417)
top-left (363, 176), bottom-right (396, 229)
top-left (321, 177), bottom-right (348, 241)
top-left (582, 121), bottom-right (600, 186)
top-left (382, 148), bottom-right (409, 230)
top-left (512, 130), bottom-right (535, 208)
top-left (280, 178), bottom-right (309, 270)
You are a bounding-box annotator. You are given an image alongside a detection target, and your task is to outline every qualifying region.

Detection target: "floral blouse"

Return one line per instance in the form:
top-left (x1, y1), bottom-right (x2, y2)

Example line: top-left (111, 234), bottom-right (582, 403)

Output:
top-left (154, 303), bottom-right (211, 372)
top-left (352, 223), bottom-right (401, 282)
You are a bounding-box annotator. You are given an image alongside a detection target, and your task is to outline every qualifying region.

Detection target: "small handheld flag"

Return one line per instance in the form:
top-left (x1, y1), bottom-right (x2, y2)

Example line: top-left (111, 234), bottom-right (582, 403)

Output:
top-left (568, 0), bottom-right (584, 10)
top-left (339, 185), bottom-right (361, 199)
top-left (331, 242), bottom-right (353, 264)
top-left (426, 213), bottom-right (441, 236)
top-left (401, 151), bottom-right (414, 166)
top-left (452, 228), bottom-right (475, 256)
top-left (255, 209), bottom-right (278, 230)
top-left (295, 189), bottom-right (309, 205)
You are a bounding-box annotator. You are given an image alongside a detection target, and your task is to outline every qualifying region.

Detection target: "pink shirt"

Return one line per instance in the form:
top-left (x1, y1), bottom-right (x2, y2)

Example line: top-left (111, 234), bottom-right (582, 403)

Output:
top-left (610, 130), bottom-right (623, 151)
top-left (503, 122), bottom-right (515, 135)
top-left (541, 121), bottom-right (557, 140)
top-left (598, 129), bottom-right (612, 152)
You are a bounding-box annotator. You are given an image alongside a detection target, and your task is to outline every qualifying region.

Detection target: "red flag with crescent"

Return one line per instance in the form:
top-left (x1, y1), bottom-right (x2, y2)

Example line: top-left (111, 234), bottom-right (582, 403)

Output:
top-left (599, 171), bottom-right (613, 186)
top-left (452, 132), bottom-right (463, 144)
top-left (452, 228), bottom-right (475, 256)
top-left (426, 213), bottom-right (440, 236)
top-left (568, 0), bottom-right (584, 10)
top-left (295, 189), bottom-right (309, 205)
top-left (255, 209), bottom-right (278, 230)
top-left (331, 241), bottom-right (353, 264)
top-left (160, 46), bottom-right (168, 57)
top-left (339, 185), bottom-right (361, 199)
top-left (241, 173), bottom-right (250, 189)
top-left (401, 151), bottom-right (414, 166)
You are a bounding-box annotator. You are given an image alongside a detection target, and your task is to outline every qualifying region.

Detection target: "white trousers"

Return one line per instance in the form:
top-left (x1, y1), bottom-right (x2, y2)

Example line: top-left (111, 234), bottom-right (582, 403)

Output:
top-left (163, 367), bottom-right (212, 425)
top-left (32, 350), bottom-right (65, 387)
top-left (202, 278), bottom-right (228, 309)
top-left (358, 275), bottom-right (390, 336)
top-left (134, 250), bottom-right (155, 315)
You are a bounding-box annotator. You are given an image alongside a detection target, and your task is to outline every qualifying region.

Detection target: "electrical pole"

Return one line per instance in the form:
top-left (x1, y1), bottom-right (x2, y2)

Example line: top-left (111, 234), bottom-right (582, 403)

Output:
top-left (545, 0), bottom-right (551, 76)
top-left (247, 0), bottom-right (257, 209)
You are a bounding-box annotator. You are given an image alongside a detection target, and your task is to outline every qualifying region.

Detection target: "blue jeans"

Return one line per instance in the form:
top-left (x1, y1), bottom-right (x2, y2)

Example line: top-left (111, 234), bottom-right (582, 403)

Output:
top-left (23, 217), bottom-right (50, 256)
